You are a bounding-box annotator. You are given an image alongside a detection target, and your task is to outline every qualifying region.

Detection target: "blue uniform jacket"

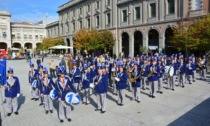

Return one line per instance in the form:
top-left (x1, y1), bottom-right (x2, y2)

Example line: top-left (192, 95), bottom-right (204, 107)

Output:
top-left (5, 76), bottom-right (20, 98)
top-left (55, 77), bottom-right (77, 101)
top-left (28, 69), bottom-right (38, 83)
top-left (94, 74), bottom-right (107, 93)
top-left (131, 69), bottom-right (141, 87)
top-left (70, 68), bottom-right (81, 83)
top-left (40, 77), bottom-right (54, 95)
top-left (157, 65), bottom-right (164, 78)
top-left (179, 62), bottom-right (186, 74)
top-left (116, 72), bottom-right (128, 90)
top-left (186, 63), bottom-right (194, 75)
top-left (173, 63), bottom-right (179, 76)
top-left (141, 64), bottom-right (150, 77)
top-left (81, 72), bottom-right (90, 89)
top-left (103, 73), bottom-right (109, 92)
top-left (148, 65), bottom-right (160, 81)
top-left (192, 60), bottom-right (197, 71)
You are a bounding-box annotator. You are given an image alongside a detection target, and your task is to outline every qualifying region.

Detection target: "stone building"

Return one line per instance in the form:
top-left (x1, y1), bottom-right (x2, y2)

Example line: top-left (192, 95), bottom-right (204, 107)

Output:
top-left (46, 0), bottom-right (210, 56)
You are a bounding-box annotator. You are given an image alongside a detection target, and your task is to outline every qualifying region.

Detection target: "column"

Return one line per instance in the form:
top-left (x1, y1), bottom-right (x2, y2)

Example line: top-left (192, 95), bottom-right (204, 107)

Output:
top-left (159, 36), bottom-right (165, 49)
top-left (129, 36), bottom-right (134, 57)
top-left (143, 36), bottom-right (148, 51)
top-left (70, 36), bottom-right (74, 55)
top-left (159, 0), bottom-right (164, 21)
top-left (143, 0), bottom-right (148, 23)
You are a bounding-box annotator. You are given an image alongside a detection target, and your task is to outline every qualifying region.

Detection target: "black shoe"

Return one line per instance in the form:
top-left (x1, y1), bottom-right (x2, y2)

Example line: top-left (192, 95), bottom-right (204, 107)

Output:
top-left (101, 111), bottom-right (106, 113)
top-left (14, 112), bottom-right (19, 115)
top-left (39, 103), bottom-right (44, 106)
top-left (95, 109), bottom-right (101, 111)
top-left (85, 103), bottom-right (89, 105)
top-left (142, 88), bottom-right (145, 90)
top-left (45, 111), bottom-right (49, 114)
top-left (159, 91), bottom-right (163, 94)
top-left (60, 120), bottom-right (64, 123)
top-left (50, 110), bottom-right (53, 113)
top-left (7, 113), bottom-right (11, 116)
top-left (137, 101), bottom-right (140, 103)
top-left (152, 96), bottom-right (155, 98)
top-left (31, 98), bottom-right (35, 100)
top-left (189, 83), bottom-right (192, 84)
top-left (82, 102), bottom-right (85, 104)
top-left (182, 86), bottom-right (185, 88)
top-left (67, 118), bottom-right (71, 122)
top-left (172, 89), bottom-right (175, 91)
top-left (35, 98), bottom-right (39, 101)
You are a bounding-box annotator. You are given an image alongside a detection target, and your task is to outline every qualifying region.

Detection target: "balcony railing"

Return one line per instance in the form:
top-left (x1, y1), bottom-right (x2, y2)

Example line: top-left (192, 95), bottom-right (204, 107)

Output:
top-left (189, 9), bottom-right (204, 17)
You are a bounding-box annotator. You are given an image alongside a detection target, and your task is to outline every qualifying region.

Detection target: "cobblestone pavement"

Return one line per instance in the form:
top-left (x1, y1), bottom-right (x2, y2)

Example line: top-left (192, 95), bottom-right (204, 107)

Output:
top-left (1, 58), bottom-right (210, 126)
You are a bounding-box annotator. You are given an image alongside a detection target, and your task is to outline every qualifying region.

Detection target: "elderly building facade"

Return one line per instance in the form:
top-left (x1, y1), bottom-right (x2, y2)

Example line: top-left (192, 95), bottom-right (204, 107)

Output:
top-left (0, 11), bottom-right (11, 50)
top-left (0, 11), bottom-right (46, 50)
top-left (11, 22), bottom-right (46, 50)
top-left (46, 0), bottom-right (210, 56)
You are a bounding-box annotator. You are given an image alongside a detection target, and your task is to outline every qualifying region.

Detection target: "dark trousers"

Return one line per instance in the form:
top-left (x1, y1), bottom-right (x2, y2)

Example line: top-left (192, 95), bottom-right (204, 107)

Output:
top-left (50, 68), bottom-right (56, 78)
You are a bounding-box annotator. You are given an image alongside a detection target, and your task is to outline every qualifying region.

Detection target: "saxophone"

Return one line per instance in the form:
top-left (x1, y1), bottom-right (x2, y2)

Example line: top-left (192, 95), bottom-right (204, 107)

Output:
top-left (148, 66), bottom-right (155, 78)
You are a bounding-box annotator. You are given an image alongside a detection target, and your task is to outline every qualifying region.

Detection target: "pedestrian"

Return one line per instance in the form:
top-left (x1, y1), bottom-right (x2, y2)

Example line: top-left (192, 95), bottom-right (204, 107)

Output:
top-left (5, 67), bottom-right (20, 116)
top-left (49, 59), bottom-right (56, 78)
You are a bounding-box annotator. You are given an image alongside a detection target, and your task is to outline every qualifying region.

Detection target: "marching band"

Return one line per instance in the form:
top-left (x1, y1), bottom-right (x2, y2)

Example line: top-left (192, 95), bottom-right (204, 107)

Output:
top-left (2, 53), bottom-right (209, 123)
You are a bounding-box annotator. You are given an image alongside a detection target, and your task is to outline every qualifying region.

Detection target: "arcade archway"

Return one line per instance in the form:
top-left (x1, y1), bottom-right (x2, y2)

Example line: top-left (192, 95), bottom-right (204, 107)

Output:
top-left (0, 42), bottom-right (7, 49)
top-left (134, 31), bottom-right (143, 56)
top-left (148, 29), bottom-right (159, 53)
top-left (165, 27), bottom-right (176, 55)
top-left (13, 42), bottom-right (21, 48)
top-left (24, 43), bottom-right (32, 49)
top-left (121, 32), bottom-right (129, 57)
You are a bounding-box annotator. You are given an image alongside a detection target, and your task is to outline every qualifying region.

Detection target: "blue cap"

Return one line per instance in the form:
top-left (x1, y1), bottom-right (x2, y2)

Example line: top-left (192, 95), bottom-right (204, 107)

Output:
top-left (203, 55), bottom-right (206, 59)
top-left (158, 57), bottom-right (162, 61)
top-left (83, 64), bottom-right (88, 70)
top-left (73, 60), bottom-right (77, 65)
top-left (59, 61), bottom-right (62, 66)
top-left (136, 55), bottom-right (139, 58)
top-left (8, 67), bottom-right (13, 73)
top-left (151, 57), bottom-right (156, 62)
top-left (117, 61), bottom-right (123, 67)
top-left (60, 66), bottom-right (66, 73)
top-left (101, 63), bottom-right (106, 69)
top-left (98, 63), bottom-right (102, 69)
top-left (134, 61), bottom-right (138, 65)
top-left (180, 55), bottom-right (184, 59)
top-left (39, 64), bottom-right (43, 69)
top-left (105, 60), bottom-right (108, 65)
top-left (106, 56), bottom-right (110, 61)
top-left (30, 62), bottom-right (34, 67)
top-left (164, 55), bottom-right (167, 59)
top-left (87, 61), bottom-right (91, 67)
top-left (113, 60), bottom-right (117, 64)
top-left (179, 53), bottom-right (182, 56)
top-left (128, 55), bottom-right (131, 58)
top-left (191, 54), bottom-right (195, 58)
top-left (43, 67), bottom-right (48, 74)
top-left (175, 54), bottom-right (178, 57)
top-left (188, 57), bottom-right (192, 61)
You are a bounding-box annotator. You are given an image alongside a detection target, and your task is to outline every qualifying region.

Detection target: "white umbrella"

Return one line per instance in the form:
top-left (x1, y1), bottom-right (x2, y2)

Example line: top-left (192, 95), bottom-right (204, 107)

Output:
top-left (10, 47), bottom-right (21, 51)
top-left (48, 45), bottom-right (73, 49)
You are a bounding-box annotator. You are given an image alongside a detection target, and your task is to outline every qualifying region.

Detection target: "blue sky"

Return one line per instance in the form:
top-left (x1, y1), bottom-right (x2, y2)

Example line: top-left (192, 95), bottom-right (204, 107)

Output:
top-left (0, 0), bottom-right (70, 23)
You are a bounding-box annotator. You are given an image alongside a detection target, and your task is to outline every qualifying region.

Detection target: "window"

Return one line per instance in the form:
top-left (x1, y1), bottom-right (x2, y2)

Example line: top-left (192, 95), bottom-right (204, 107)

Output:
top-left (24, 34), bottom-right (27, 39)
top-left (12, 34), bottom-right (15, 39)
top-left (191, 0), bottom-right (202, 10)
top-left (40, 35), bottom-right (43, 39)
top-left (96, 1), bottom-right (100, 9)
top-left (87, 5), bottom-right (90, 12)
top-left (135, 7), bottom-right (140, 20)
top-left (107, 0), bottom-right (110, 6)
top-left (150, 3), bottom-right (156, 17)
top-left (107, 13), bottom-right (111, 25)
top-left (80, 8), bottom-right (82, 15)
top-left (168, 0), bottom-right (175, 14)
top-left (29, 35), bottom-right (32, 39)
top-left (96, 16), bottom-right (100, 27)
top-left (87, 18), bottom-right (90, 28)
top-left (122, 10), bottom-right (127, 22)
top-left (35, 35), bottom-right (38, 39)
top-left (73, 22), bottom-right (75, 31)
top-left (80, 21), bottom-right (82, 29)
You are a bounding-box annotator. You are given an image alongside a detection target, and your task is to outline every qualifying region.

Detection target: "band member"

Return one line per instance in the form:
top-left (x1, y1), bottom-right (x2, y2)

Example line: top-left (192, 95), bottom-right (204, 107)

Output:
top-left (168, 57), bottom-right (178, 90)
top-left (37, 64), bottom-right (44, 106)
top-left (28, 63), bottom-right (39, 101)
top-left (186, 57), bottom-right (195, 84)
top-left (115, 62), bottom-right (128, 105)
top-left (157, 58), bottom-right (164, 93)
top-left (81, 64), bottom-right (90, 105)
top-left (148, 58), bottom-right (160, 98)
top-left (111, 61), bottom-right (118, 95)
top-left (89, 62), bottom-right (96, 95)
top-left (102, 63), bottom-right (109, 93)
top-left (70, 60), bottom-right (81, 91)
top-left (131, 62), bottom-right (141, 103)
top-left (5, 67), bottom-right (20, 116)
top-left (191, 55), bottom-right (197, 82)
top-left (40, 67), bottom-right (55, 114)
top-left (178, 57), bottom-right (186, 88)
top-left (141, 57), bottom-right (149, 90)
top-left (94, 63), bottom-right (107, 113)
top-left (56, 66), bottom-right (77, 123)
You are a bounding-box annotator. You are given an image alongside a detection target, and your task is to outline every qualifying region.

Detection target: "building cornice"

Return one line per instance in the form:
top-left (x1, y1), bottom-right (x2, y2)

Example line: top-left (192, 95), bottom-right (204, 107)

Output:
top-left (57, 0), bottom-right (84, 13)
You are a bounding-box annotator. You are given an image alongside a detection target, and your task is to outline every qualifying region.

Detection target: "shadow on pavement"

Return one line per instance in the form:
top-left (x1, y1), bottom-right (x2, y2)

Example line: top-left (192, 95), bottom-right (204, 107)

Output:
top-left (168, 97), bottom-right (210, 126)
top-left (18, 94), bottom-right (25, 111)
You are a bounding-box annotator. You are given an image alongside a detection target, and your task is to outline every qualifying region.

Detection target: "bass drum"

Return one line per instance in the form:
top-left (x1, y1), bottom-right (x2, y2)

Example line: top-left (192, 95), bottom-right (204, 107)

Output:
top-left (65, 92), bottom-right (81, 105)
top-left (169, 66), bottom-right (174, 77)
top-left (164, 66), bottom-right (170, 75)
top-left (50, 89), bottom-right (58, 100)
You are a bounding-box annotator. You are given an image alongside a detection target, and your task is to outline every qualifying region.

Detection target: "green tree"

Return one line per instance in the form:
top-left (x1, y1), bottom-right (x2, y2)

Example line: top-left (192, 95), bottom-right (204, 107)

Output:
top-left (38, 37), bottom-right (65, 51)
top-left (101, 29), bottom-right (115, 51)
